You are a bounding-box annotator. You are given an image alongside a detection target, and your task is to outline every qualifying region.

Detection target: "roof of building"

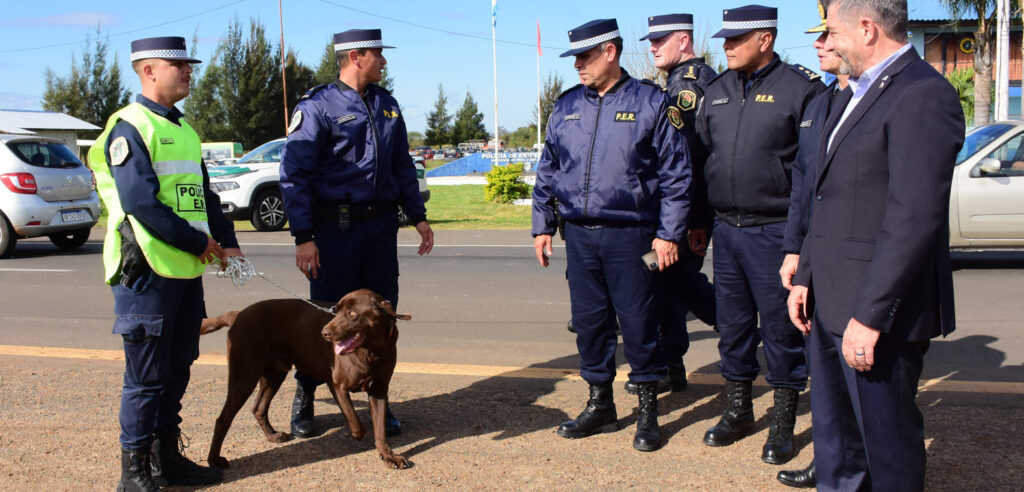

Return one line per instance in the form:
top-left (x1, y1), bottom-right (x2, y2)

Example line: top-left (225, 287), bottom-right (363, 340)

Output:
top-left (909, 0), bottom-right (972, 23)
top-left (0, 109), bottom-right (100, 135)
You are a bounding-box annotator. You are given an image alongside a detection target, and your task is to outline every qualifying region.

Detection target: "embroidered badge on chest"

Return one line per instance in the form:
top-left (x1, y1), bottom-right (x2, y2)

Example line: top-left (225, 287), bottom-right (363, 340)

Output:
top-left (564, 114), bottom-right (582, 121)
top-left (614, 111), bottom-right (637, 122)
top-left (336, 114), bottom-right (357, 124)
top-left (160, 137), bottom-right (174, 145)
top-left (711, 98), bottom-right (729, 106)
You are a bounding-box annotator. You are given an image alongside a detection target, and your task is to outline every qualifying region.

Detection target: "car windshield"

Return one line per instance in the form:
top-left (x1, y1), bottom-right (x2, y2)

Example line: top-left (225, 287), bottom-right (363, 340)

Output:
top-left (6, 141), bottom-right (83, 168)
top-left (957, 124), bottom-right (1015, 165)
top-left (238, 140), bottom-right (285, 164)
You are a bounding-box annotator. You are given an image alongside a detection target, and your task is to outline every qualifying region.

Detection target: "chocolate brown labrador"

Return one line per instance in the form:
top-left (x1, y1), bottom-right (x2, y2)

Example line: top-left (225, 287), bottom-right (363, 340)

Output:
top-left (200, 288), bottom-right (411, 469)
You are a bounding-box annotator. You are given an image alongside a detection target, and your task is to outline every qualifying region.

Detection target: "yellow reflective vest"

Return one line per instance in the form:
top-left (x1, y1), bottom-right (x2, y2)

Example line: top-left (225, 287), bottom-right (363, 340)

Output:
top-left (89, 103), bottom-right (210, 283)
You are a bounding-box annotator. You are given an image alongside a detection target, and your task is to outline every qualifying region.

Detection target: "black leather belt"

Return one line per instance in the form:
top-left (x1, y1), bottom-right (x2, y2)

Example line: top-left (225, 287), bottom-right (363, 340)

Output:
top-left (313, 202), bottom-right (397, 224)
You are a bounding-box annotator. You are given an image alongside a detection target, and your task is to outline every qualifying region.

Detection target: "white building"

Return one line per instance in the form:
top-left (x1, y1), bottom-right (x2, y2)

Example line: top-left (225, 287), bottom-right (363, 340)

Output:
top-left (0, 109), bottom-right (101, 158)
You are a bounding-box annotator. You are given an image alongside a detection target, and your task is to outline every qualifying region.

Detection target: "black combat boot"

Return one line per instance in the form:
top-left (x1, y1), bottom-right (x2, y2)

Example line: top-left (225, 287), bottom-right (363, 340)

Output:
top-left (632, 382), bottom-right (660, 451)
top-left (150, 429), bottom-right (222, 486)
top-left (118, 448), bottom-right (159, 492)
top-left (625, 361), bottom-right (687, 395)
top-left (703, 380), bottom-right (755, 446)
top-left (762, 387), bottom-right (800, 464)
top-left (290, 380), bottom-right (317, 438)
top-left (557, 383), bottom-right (617, 439)
top-left (777, 463), bottom-right (816, 488)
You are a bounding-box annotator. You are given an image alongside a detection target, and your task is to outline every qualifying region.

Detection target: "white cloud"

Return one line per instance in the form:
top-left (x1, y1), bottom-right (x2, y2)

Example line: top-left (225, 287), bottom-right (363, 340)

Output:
top-left (2, 13), bottom-right (117, 27)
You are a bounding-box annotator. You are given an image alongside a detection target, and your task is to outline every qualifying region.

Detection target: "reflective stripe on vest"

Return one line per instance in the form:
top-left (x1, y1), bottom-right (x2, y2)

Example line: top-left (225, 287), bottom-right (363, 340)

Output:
top-left (88, 103), bottom-right (210, 283)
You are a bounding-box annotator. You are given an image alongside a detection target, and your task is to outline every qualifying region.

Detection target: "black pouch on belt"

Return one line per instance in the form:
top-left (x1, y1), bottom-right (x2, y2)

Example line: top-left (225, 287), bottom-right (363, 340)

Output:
top-left (117, 219), bottom-right (151, 287)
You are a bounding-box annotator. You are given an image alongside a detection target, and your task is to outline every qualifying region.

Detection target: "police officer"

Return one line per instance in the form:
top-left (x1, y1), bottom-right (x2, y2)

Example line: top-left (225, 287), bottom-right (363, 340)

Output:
top-left (695, 5), bottom-right (824, 465)
top-left (533, 18), bottom-right (691, 452)
top-left (89, 36), bottom-right (240, 491)
top-left (279, 28), bottom-right (433, 440)
top-left (777, 1), bottom-right (849, 487)
top-left (628, 13), bottom-right (718, 397)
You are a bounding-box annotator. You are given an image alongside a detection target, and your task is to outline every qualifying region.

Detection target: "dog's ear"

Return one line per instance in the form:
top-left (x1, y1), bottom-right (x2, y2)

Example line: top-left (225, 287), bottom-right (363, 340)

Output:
top-left (378, 300), bottom-right (412, 321)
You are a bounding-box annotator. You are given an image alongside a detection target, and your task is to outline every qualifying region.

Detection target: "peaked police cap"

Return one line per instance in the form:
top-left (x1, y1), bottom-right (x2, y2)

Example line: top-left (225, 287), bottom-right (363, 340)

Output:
top-left (640, 14), bottom-right (695, 41)
top-left (712, 5), bottom-right (778, 39)
top-left (560, 19), bottom-right (620, 58)
top-left (130, 36), bottom-right (201, 63)
top-left (333, 29), bottom-right (395, 51)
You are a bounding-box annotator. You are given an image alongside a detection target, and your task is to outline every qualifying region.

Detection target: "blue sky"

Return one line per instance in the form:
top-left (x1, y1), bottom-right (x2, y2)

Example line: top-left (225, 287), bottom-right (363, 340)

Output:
top-left (0, 0), bottom-right (952, 138)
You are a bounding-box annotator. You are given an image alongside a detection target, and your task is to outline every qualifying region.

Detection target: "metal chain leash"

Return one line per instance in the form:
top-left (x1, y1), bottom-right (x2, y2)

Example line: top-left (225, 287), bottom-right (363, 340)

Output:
top-left (213, 256), bottom-right (336, 315)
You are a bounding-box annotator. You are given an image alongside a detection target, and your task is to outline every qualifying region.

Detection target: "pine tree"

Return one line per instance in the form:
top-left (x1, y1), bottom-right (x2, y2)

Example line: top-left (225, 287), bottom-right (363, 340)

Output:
top-left (315, 40), bottom-right (337, 84)
top-left (42, 27), bottom-right (131, 137)
top-left (424, 84), bottom-right (452, 146)
top-left (451, 91), bottom-right (488, 146)
top-left (531, 72), bottom-right (564, 141)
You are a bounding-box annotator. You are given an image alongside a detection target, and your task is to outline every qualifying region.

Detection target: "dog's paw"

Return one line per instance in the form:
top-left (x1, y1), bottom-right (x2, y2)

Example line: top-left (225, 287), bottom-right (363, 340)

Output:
top-left (349, 422), bottom-right (365, 440)
top-left (380, 453), bottom-right (410, 470)
top-left (268, 431), bottom-right (291, 443)
top-left (209, 455), bottom-right (230, 469)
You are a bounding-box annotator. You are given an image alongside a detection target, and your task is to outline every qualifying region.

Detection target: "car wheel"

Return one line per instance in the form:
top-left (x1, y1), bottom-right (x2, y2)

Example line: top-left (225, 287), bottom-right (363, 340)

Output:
top-left (48, 228), bottom-right (91, 250)
top-left (251, 189), bottom-right (287, 231)
top-left (0, 212), bottom-right (16, 258)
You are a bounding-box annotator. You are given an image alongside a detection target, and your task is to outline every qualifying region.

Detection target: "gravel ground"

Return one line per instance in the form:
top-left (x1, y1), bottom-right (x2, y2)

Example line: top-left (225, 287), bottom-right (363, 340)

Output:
top-left (1, 356), bottom-right (1021, 491)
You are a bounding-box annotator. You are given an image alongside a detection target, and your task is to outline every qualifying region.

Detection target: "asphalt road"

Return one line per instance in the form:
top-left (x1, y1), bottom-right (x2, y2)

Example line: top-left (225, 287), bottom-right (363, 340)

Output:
top-left (1, 229), bottom-right (1022, 490)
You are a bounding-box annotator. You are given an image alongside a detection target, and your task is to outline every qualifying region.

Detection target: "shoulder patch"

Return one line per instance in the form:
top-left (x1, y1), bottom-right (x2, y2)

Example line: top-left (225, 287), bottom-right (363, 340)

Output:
top-left (288, 110), bottom-right (303, 134)
top-left (789, 64), bottom-right (821, 82)
top-left (677, 90), bottom-right (698, 111)
top-left (298, 83), bottom-right (330, 103)
top-left (109, 137), bottom-right (130, 166)
top-left (683, 65), bottom-right (698, 80)
top-left (667, 107), bottom-right (683, 129)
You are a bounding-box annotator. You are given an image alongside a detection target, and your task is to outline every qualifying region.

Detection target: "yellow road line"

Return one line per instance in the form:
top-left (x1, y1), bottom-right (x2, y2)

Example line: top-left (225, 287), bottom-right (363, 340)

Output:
top-left (1, 344), bottom-right (1021, 394)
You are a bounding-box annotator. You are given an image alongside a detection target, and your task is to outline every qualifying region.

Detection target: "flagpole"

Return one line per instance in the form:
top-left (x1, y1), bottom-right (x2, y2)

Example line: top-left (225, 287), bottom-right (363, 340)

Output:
top-left (536, 18), bottom-right (541, 148)
top-left (491, 0), bottom-right (499, 166)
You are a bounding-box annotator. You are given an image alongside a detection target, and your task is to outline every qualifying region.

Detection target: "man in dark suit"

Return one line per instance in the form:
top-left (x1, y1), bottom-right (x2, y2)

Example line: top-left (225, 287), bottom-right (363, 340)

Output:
top-left (788, 0), bottom-right (965, 490)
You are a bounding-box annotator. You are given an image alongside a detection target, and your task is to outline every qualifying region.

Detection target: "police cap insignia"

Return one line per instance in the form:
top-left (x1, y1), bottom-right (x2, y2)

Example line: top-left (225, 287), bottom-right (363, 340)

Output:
top-left (667, 107), bottom-right (683, 129)
top-left (109, 137), bottom-right (130, 166)
top-left (288, 110), bottom-right (303, 134)
top-left (677, 90), bottom-right (698, 111)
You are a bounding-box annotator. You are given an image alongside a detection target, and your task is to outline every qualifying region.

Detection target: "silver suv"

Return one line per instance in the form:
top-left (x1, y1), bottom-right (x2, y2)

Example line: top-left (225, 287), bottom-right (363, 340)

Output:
top-left (0, 135), bottom-right (100, 258)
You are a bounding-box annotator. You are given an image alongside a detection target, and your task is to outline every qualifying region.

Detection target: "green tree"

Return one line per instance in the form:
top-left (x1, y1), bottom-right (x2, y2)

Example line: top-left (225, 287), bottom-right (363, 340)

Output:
top-left (941, 0), bottom-right (999, 125)
top-left (424, 84), bottom-right (452, 146)
top-left (315, 40), bottom-right (338, 84)
top-left (407, 131), bottom-right (425, 148)
top-left (531, 72), bottom-right (564, 141)
top-left (504, 125), bottom-right (538, 148)
top-left (451, 91), bottom-right (488, 146)
top-left (277, 46), bottom-right (317, 133)
top-left (42, 26), bottom-right (131, 136)
top-left (946, 67), bottom-right (976, 124)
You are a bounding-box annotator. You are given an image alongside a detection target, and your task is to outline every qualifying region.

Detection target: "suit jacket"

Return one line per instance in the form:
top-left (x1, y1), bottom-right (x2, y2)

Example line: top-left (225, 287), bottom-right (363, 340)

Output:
top-left (793, 47), bottom-right (965, 341)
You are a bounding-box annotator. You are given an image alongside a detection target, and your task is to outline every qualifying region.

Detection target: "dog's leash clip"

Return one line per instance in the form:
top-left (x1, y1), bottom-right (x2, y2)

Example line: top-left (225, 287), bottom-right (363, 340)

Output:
top-left (214, 256), bottom-right (257, 287)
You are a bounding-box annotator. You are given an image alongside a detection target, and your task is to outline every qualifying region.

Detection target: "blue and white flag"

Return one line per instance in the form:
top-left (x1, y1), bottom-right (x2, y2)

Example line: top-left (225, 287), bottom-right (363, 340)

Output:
top-left (492, 0), bottom-right (497, 27)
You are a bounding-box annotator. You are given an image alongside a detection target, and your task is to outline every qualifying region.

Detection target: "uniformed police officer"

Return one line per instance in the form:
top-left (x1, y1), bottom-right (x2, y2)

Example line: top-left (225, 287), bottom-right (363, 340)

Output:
top-left (279, 28), bottom-right (433, 440)
top-left (89, 36), bottom-right (240, 491)
top-left (627, 13), bottom-right (718, 397)
top-left (777, 1), bottom-right (849, 487)
top-left (533, 18), bottom-right (691, 452)
top-left (695, 5), bottom-right (824, 465)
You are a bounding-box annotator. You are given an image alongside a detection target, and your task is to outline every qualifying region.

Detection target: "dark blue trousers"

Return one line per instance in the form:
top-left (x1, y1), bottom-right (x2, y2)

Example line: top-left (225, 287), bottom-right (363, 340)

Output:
top-left (810, 312), bottom-right (929, 492)
top-left (296, 213), bottom-right (399, 387)
top-left (712, 220), bottom-right (806, 390)
top-left (113, 273), bottom-right (205, 449)
top-left (656, 248), bottom-right (716, 364)
top-left (564, 222), bottom-right (665, 385)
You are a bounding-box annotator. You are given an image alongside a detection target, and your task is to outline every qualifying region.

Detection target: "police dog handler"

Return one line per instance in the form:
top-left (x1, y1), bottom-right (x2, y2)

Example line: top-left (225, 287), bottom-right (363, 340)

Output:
top-left (280, 28), bottom-right (433, 439)
top-left (532, 18), bottom-right (691, 452)
top-left (90, 36), bottom-right (242, 491)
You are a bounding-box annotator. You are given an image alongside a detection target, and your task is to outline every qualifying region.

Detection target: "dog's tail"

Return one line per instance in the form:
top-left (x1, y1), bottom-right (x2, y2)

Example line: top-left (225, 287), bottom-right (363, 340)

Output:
top-left (200, 311), bottom-right (240, 335)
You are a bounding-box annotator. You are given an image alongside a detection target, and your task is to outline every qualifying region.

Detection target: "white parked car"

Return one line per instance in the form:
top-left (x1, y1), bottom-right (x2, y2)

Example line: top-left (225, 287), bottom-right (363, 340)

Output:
top-left (209, 138), bottom-right (429, 231)
top-left (951, 120), bottom-right (1024, 250)
top-left (0, 135), bottom-right (100, 258)
top-left (209, 138), bottom-right (288, 231)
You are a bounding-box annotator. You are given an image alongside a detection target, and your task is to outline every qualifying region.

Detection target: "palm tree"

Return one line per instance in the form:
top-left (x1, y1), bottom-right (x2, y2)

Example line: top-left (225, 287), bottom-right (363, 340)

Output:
top-left (941, 0), bottom-right (997, 126)
top-left (946, 67), bottom-right (976, 125)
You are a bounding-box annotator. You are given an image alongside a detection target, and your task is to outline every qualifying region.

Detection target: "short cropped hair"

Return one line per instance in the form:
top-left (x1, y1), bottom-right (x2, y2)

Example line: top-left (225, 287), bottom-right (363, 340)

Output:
top-left (833, 0), bottom-right (908, 42)
top-left (337, 48), bottom-right (369, 68)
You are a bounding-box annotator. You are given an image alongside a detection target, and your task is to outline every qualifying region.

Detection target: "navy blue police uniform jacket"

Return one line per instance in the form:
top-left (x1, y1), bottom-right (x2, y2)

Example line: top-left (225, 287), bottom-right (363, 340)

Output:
top-left (696, 55), bottom-right (825, 227)
top-left (783, 79), bottom-right (843, 254)
top-left (106, 95), bottom-right (238, 256)
top-left (531, 73), bottom-right (691, 242)
top-left (665, 57), bottom-right (716, 232)
top-left (280, 80), bottom-right (426, 244)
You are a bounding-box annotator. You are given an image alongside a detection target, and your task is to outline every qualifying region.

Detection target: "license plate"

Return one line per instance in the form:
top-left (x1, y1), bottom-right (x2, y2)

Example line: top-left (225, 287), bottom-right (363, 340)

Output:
top-left (61, 210), bottom-right (85, 222)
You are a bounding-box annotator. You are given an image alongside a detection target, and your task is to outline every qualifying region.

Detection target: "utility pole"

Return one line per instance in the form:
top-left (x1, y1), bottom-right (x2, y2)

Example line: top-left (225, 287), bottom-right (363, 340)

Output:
top-left (995, 0), bottom-right (1010, 121)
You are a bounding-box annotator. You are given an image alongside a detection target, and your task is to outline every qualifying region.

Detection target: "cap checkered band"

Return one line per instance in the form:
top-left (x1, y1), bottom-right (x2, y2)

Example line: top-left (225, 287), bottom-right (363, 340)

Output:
top-left (569, 30), bottom-right (621, 50)
top-left (130, 49), bottom-right (189, 62)
top-left (721, 20), bottom-right (778, 30)
top-left (334, 39), bottom-right (384, 51)
top-left (649, 23), bottom-right (695, 33)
